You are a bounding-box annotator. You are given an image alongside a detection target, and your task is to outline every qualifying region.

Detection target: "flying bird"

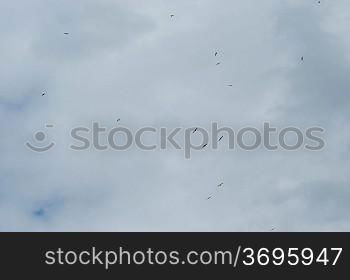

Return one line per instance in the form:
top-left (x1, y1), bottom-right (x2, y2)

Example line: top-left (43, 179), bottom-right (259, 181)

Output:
top-left (202, 143), bottom-right (208, 149)
top-left (207, 196), bottom-right (212, 200)
top-left (116, 118), bottom-right (121, 122)
top-left (301, 56), bottom-right (304, 61)
top-left (216, 62), bottom-right (221, 66)
top-left (170, 14), bottom-right (175, 18)
top-left (217, 183), bottom-right (224, 187)
top-left (218, 136), bottom-right (224, 142)
top-left (41, 92), bottom-right (46, 96)
top-left (63, 32), bottom-right (69, 35)
top-left (227, 84), bottom-right (233, 87)
top-left (193, 128), bottom-right (198, 134)
top-left (214, 51), bottom-right (218, 56)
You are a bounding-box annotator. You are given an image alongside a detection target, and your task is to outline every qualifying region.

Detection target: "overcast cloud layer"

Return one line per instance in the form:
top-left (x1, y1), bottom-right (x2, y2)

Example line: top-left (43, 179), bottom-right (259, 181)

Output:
top-left (1, 0), bottom-right (350, 231)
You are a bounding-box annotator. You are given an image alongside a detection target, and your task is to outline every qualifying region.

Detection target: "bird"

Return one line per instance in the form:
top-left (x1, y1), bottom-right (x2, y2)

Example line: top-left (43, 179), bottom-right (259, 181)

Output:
top-left (227, 84), bottom-right (233, 87)
top-left (116, 118), bottom-right (121, 122)
top-left (217, 183), bottom-right (224, 187)
top-left (170, 14), bottom-right (175, 18)
top-left (270, 228), bottom-right (276, 232)
top-left (193, 128), bottom-right (198, 134)
top-left (207, 196), bottom-right (212, 200)
top-left (216, 62), bottom-right (221, 66)
top-left (218, 136), bottom-right (224, 142)
top-left (214, 51), bottom-right (218, 56)
top-left (41, 92), bottom-right (46, 96)
top-left (301, 56), bottom-right (304, 61)
top-left (202, 143), bottom-right (208, 149)
top-left (63, 32), bottom-right (69, 35)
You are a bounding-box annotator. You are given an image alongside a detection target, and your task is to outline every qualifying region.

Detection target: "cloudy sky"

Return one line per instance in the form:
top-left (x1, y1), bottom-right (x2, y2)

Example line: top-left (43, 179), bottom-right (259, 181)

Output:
top-left (1, 0), bottom-right (350, 231)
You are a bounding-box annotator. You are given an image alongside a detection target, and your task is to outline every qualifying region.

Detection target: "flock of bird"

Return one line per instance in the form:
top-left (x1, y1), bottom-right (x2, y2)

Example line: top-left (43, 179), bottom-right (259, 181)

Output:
top-left (192, 47), bottom-right (230, 200)
top-left (39, 2), bottom-right (324, 230)
top-left (40, 11), bottom-right (311, 203)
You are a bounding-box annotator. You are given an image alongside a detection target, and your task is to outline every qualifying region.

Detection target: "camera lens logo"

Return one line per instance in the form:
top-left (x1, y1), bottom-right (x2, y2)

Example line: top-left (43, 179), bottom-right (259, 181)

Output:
top-left (26, 125), bottom-right (55, 152)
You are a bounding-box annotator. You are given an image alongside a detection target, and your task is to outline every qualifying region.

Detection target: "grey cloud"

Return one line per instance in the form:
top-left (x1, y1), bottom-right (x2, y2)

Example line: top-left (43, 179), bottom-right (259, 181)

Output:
top-left (1, 0), bottom-right (350, 231)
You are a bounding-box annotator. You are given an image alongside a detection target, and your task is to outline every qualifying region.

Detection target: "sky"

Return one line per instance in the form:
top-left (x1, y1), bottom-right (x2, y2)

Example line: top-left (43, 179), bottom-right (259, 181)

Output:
top-left (1, 0), bottom-right (350, 231)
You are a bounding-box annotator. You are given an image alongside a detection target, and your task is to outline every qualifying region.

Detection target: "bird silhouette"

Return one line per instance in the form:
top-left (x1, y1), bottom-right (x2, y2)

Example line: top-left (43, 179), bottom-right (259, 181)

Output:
top-left (215, 51), bottom-right (218, 56)
top-left (227, 84), bottom-right (233, 87)
top-left (41, 92), bottom-right (46, 96)
top-left (63, 32), bottom-right (69, 35)
top-left (207, 182), bottom-right (224, 200)
top-left (193, 128), bottom-right (198, 134)
top-left (116, 118), bottom-right (121, 122)
top-left (202, 143), bottom-right (208, 149)
top-left (301, 56), bottom-right (304, 61)
top-left (218, 136), bottom-right (224, 142)
top-left (170, 14), bottom-right (175, 18)
top-left (216, 62), bottom-right (221, 66)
